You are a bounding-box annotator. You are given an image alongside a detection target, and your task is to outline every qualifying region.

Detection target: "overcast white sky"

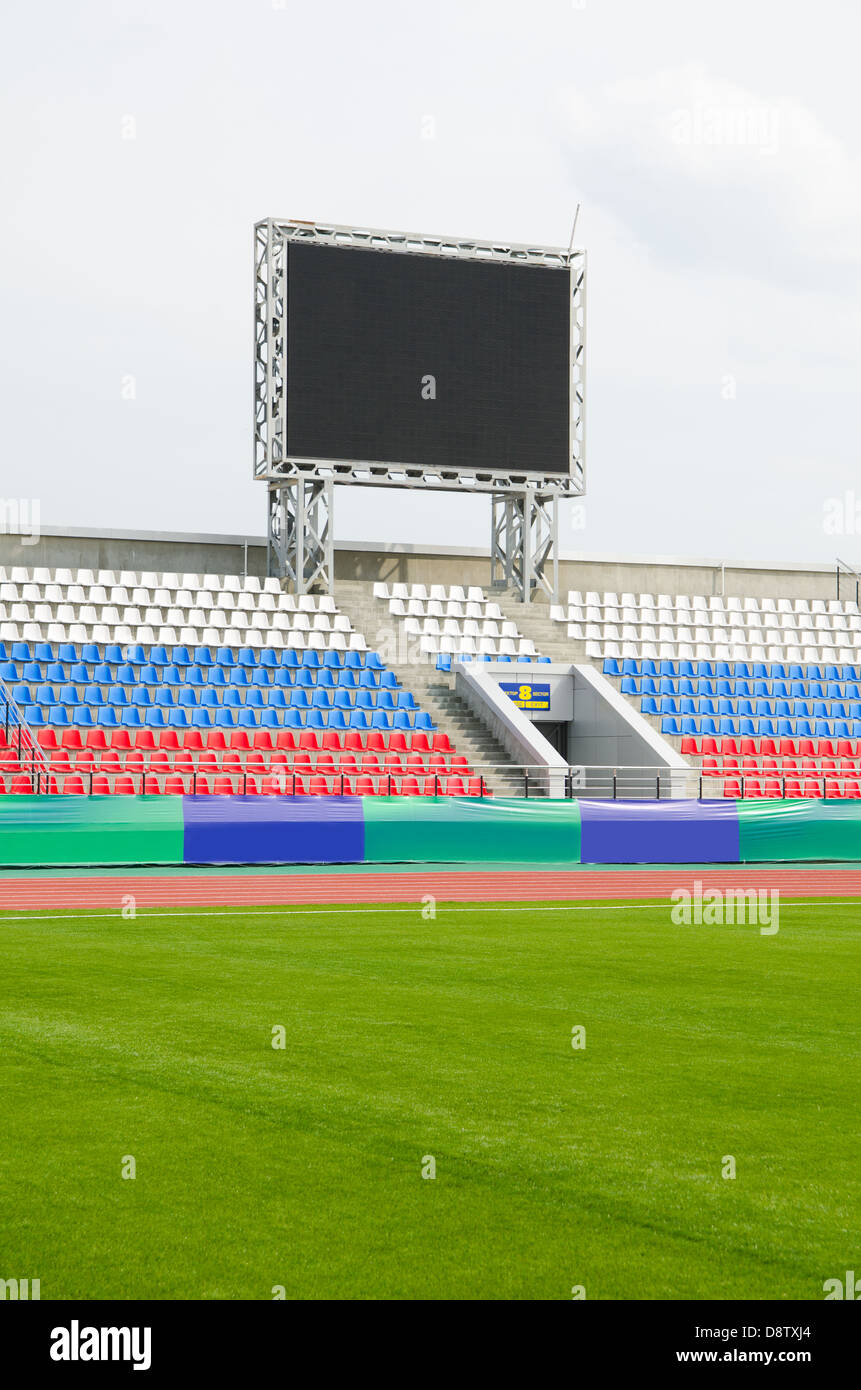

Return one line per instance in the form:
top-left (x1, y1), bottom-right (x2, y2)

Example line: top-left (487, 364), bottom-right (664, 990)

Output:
top-left (2, 0), bottom-right (860, 564)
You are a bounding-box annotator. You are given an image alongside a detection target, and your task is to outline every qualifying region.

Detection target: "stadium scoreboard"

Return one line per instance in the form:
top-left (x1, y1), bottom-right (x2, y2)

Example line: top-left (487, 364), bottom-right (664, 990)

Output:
top-left (255, 221), bottom-right (586, 494)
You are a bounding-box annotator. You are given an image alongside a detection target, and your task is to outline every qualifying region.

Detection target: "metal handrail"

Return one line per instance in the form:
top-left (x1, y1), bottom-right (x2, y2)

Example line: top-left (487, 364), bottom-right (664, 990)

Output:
top-left (0, 675), bottom-right (50, 788)
top-left (836, 557), bottom-right (861, 607)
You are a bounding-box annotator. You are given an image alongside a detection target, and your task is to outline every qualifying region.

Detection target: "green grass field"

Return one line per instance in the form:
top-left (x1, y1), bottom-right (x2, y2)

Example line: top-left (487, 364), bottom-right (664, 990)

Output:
top-left (0, 897), bottom-right (858, 1300)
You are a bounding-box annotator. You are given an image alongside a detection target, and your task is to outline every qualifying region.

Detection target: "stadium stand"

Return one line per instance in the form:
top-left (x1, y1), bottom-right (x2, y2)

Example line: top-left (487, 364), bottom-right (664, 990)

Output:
top-left (0, 567), bottom-right (492, 796)
top-left (550, 589), bottom-right (861, 798)
top-left (374, 581), bottom-right (548, 669)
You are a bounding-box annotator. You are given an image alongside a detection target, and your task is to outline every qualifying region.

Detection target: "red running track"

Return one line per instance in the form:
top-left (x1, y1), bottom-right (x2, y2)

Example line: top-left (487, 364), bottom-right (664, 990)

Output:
top-left (1, 867), bottom-right (861, 910)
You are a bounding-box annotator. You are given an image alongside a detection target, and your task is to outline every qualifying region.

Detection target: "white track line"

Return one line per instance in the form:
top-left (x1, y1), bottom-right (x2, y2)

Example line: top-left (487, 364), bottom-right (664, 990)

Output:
top-left (0, 901), bottom-right (859, 925)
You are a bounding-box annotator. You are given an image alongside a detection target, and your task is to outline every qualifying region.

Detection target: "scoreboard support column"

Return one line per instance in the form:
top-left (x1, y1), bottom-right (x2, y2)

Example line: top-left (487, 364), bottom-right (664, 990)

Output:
top-left (267, 478), bottom-right (334, 594)
top-left (490, 488), bottom-right (559, 605)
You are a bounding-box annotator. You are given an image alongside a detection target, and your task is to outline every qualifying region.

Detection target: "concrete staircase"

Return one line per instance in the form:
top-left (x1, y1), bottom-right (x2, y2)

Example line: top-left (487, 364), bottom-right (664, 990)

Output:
top-left (332, 580), bottom-right (528, 795)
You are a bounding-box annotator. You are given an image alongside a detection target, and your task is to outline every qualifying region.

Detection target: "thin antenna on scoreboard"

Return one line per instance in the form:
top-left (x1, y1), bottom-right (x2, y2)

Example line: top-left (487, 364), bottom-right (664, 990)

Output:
top-left (567, 204), bottom-right (581, 258)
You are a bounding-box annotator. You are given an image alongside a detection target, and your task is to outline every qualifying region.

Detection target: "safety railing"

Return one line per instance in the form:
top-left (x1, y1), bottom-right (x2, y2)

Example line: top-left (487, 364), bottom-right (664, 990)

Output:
top-left (836, 557), bottom-right (861, 607)
top-left (0, 674), bottom-right (50, 786)
top-left (2, 755), bottom-right (857, 800)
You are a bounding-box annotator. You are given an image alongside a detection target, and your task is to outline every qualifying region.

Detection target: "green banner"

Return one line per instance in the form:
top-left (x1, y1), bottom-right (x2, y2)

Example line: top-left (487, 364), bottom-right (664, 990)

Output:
top-left (0, 795), bottom-right (185, 866)
top-left (737, 798), bottom-right (861, 862)
top-left (362, 796), bottom-right (581, 864)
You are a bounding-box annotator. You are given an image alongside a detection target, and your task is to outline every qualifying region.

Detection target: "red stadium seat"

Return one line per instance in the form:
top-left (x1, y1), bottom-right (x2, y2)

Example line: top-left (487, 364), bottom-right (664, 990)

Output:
top-left (37, 728), bottom-right (58, 750)
top-left (411, 732), bottom-right (430, 754)
top-left (298, 730), bottom-right (319, 751)
top-left (111, 730), bottom-right (132, 750)
top-left (422, 774), bottom-right (442, 796)
top-left (64, 775), bottom-right (85, 795)
top-left (229, 731), bottom-right (250, 752)
top-left (701, 736), bottom-right (719, 755)
top-left (164, 774), bottom-right (186, 795)
top-left (763, 777), bottom-right (782, 799)
top-left (136, 730), bottom-right (156, 751)
top-left (253, 730), bottom-right (273, 751)
top-left (389, 731), bottom-right (408, 754)
top-left (802, 778), bottom-right (823, 799)
top-left (213, 775), bottom-right (234, 795)
top-left (85, 729), bottom-right (107, 750)
top-left (468, 777), bottom-right (489, 797)
top-left (143, 775), bottom-right (162, 795)
top-left (61, 729), bottom-right (83, 750)
top-left (321, 730), bottom-right (342, 752)
top-left (844, 779), bottom-right (861, 799)
top-left (366, 731), bottom-right (387, 753)
top-left (184, 730), bottom-right (204, 751)
top-left (309, 774), bottom-right (329, 796)
top-left (431, 732), bottom-right (451, 753)
top-left (92, 775), bottom-right (111, 795)
top-left (356, 775), bottom-right (376, 796)
top-left (191, 774), bottom-right (211, 795)
top-left (784, 779), bottom-right (803, 799)
top-left (115, 775), bottom-right (136, 795)
top-left (275, 729), bottom-right (296, 751)
top-left (401, 775), bottom-right (421, 797)
top-left (680, 736), bottom-right (699, 755)
top-left (723, 779), bottom-right (742, 800)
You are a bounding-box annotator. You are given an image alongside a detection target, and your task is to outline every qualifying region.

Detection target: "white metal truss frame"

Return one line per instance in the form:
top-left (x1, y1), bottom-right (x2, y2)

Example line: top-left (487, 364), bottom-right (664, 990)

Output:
top-left (254, 218), bottom-right (586, 498)
top-left (490, 490), bottom-right (559, 604)
top-left (267, 479), bottom-right (333, 594)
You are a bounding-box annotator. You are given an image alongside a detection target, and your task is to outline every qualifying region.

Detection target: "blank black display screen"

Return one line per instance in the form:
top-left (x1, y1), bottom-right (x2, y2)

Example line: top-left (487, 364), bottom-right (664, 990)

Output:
top-left (285, 241), bottom-right (571, 474)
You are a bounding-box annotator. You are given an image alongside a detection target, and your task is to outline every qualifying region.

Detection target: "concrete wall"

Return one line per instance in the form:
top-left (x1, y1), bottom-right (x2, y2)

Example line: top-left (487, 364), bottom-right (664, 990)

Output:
top-left (0, 528), bottom-right (266, 578)
top-left (0, 525), bottom-right (853, 604)
top-left (568, 664), bottom-right (692, 797)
